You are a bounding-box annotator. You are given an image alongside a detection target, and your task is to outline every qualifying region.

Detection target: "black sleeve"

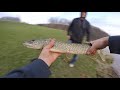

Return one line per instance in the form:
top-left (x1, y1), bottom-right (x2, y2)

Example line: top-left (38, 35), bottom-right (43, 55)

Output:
top-left (109, 36), bottom-right (120, 54)
top-left (67, 19), bottom-right (74, 36)
top-left (3, 59), bottom-right (51, 78)
top-left (86, 21), bottom-right (90, 41)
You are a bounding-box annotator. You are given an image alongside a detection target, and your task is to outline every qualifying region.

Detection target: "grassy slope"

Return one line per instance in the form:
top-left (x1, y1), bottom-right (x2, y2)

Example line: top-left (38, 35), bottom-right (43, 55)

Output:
top-left (0, 21), bottom-right (99, 78)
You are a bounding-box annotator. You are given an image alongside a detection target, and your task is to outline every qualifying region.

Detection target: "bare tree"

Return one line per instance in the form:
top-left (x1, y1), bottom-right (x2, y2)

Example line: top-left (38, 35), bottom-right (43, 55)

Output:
top-left (48, 17), bottom-right (71, 25)
top-left (48, 17), bottom-right (59, 24)
top-left (58, 18), bottom-right (71, 25)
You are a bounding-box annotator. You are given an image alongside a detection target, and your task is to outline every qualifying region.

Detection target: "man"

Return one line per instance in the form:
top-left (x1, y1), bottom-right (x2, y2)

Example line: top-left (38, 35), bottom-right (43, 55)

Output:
top-left (67, 12), bottom-right (91, 67)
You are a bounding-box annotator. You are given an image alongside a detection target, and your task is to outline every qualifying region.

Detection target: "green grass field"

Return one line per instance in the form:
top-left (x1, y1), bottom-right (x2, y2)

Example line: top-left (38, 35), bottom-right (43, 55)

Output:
top-left (0, 21), bottom-right (103, 78)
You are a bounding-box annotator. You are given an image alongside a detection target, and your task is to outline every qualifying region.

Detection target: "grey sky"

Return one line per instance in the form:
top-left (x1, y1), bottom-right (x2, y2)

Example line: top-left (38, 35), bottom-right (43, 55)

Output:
top-left (0, 12), bottom-right (120, 36)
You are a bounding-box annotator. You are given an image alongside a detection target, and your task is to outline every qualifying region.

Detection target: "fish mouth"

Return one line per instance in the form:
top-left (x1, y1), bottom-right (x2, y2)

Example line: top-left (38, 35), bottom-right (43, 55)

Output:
top-left (23, 42), bottom-right (33, 48)
top-left (23, 42), bottom-right (28, 46)
top-left (23, 42), bottom-right (26, 46)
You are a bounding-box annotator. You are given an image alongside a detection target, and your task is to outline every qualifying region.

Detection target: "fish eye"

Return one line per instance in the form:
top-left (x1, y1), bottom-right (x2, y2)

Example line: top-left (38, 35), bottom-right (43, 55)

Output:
top-left (28, 40), bottom-right (35, 44)
top-left (32, 40), bottom-right (35, 41)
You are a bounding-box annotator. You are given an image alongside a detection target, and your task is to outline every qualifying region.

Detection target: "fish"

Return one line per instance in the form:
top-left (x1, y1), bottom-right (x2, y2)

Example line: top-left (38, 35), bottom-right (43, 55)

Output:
top-left (23, 39), bottom-right (92, 54)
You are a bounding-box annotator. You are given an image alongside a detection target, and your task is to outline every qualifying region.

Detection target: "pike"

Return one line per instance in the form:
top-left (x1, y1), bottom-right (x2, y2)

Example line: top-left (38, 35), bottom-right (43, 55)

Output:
top-left (23, 38), bottom-right (113, 66)
top-left (23, 39), bottom-right (92, 54)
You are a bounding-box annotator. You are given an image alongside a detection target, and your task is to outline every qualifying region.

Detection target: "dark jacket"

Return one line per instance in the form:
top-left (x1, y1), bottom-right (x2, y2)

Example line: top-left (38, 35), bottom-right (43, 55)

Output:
top-left (3, 36), bottom-right (120, 78)
top-left (67, 18), bottom-right (91, 43)
top-left (109, 36), bottom-right (120, 54)
top-left (3, 60), bottom-right (51, 78)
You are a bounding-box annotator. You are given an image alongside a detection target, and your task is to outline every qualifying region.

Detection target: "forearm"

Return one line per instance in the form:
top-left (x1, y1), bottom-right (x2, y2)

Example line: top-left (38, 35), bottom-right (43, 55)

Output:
top-left (86, 29), bottom-right (90, 41)
top-left (86, 21), bottom-right (91, 41)
top-left (86, 33), bottom-right (90, 41)
top-left (67, 28), bottom-right (72, 36)
top-left (3, 59), bottom-right (51, 78)
top-left (67, 20), bottom-right (74, 36)
top-left (67, 31), bottom-right (70, 36)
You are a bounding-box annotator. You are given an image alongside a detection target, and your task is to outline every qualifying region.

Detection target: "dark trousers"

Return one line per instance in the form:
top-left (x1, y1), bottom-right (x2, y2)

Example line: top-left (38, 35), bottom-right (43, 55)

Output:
top-left (67, 39), bottom-right (80, 64)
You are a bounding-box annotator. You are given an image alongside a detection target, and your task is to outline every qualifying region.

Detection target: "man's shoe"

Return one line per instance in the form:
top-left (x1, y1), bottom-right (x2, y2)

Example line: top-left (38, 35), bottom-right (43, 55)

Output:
top-left (69, 63), bottom-right (74, 67)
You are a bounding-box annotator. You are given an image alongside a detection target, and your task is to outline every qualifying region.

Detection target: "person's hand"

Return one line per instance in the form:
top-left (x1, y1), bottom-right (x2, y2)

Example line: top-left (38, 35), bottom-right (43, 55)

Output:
top-left (67, 35), bottom-right (70, 40)
top-left (38, 39), bottom-right (61, 66)
top-left (86, 37), bottom-right (109, 55)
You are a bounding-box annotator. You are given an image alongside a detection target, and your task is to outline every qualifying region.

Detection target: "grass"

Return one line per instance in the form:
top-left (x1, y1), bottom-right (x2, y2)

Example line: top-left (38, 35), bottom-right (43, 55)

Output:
top-left (0, 21), bottom-right (105, 78)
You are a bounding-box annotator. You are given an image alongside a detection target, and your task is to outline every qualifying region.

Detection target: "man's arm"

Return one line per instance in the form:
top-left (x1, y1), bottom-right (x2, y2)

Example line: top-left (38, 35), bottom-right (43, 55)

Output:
top-left (86, 36), bottom-right (120, 55)
top-left (3, 59), bottom-right (51, 78)
top-left (67, 19), bottom-right (74, 36)
top-left (86, 21), bottom-right (91, 41)
top-left (3, 39), bottom-right (61, 78)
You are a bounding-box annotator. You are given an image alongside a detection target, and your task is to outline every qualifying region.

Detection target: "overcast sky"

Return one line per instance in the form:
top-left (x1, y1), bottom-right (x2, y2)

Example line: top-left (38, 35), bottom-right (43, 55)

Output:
top-left (0, 12), bottom-right (120, 36)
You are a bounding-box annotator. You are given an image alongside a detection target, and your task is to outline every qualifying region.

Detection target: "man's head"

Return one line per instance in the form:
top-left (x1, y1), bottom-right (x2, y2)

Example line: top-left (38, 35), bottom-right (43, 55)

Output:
top-left (80, 12), bottom-right (87, 19)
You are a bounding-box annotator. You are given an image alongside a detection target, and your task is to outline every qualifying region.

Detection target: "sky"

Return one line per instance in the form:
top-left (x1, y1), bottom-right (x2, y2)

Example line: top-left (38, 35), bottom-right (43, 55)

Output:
top-left (0, 12), bottom-right (120, 36)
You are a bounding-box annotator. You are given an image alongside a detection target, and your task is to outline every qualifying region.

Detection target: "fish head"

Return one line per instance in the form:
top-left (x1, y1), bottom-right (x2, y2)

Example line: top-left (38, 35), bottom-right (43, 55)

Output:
top-left (23, 39), bottom-right (44, 49)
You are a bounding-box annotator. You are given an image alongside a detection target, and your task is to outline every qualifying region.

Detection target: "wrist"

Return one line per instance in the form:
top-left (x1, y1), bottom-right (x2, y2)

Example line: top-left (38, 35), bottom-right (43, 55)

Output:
top-left (38, 57), bottom-right (51, 67)
top-left (103, 37), bottom-right (109, 47)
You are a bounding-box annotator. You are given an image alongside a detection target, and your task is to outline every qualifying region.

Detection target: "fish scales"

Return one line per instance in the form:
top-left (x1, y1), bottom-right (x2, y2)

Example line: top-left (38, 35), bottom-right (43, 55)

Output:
top-left (23, 39), bottom-right (91, 54)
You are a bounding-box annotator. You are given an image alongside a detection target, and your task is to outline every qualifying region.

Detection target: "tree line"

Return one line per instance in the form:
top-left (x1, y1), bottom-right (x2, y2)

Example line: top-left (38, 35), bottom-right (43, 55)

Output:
top-left (48, 17), bottom-right (71, 25)
top-left (0, 16), bottom-right (21, 22)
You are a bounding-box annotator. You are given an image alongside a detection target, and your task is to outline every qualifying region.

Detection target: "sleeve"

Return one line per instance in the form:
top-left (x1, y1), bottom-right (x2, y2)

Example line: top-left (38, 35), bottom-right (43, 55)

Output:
top-left (67, 19), bottom-right (74, 36)
top-left (3, 59), bottom-right (51, 78)
top-left (109, 36), bottom-right (120, 54)
top-left (86, 21), bottom-right (91, 41)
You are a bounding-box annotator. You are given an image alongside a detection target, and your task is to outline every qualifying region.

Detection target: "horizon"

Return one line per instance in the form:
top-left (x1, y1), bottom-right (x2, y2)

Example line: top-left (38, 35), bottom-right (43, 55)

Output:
top-left (0, 12), bottom-right (120, 36)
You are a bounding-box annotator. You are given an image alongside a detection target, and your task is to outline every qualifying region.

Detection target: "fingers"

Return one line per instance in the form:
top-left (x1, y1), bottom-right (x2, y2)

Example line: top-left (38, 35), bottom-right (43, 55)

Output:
top-left (55, 52), bottom-right (62, 57)
top-left (90, 41), bottom-right (94, 45)
top-left (45, 39), bottom-right (55, 49)
top-left (86, 46), bottom-right (97, 55)
top-left (86, 40), bottom-right (98, 55)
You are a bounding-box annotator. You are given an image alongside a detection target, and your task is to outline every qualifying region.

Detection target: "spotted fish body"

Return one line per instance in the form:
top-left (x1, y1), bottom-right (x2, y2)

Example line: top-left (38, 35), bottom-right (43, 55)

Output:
top-left (23, 39), bottom-right (91, 54)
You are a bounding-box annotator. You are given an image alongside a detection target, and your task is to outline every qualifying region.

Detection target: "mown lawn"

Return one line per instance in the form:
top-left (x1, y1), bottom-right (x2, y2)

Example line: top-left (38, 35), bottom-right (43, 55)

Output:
top-left (0, 21), bottom-right (102, 78)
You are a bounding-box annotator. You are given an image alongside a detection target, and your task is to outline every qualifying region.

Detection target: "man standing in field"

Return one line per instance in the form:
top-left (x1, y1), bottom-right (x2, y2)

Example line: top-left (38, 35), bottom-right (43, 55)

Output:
top-left (67, 12), bottom-right (91, 67)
